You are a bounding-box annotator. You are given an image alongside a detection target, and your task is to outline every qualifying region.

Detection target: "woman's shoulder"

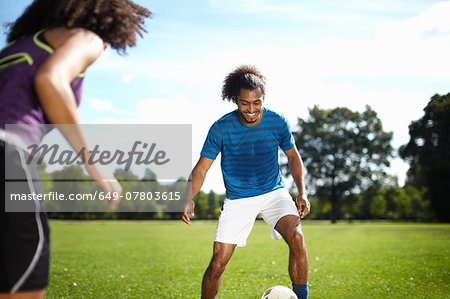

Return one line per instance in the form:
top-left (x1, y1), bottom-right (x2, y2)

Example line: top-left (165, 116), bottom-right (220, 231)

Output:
top-left (44, 27), bottom-right (104, 50)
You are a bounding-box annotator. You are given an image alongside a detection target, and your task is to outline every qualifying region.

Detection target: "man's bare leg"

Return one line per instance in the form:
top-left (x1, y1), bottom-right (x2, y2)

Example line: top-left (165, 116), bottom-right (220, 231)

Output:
top-left (275, 215), bottom-right (308, 284)
top-left (201, 241), bottom-right (236, 299)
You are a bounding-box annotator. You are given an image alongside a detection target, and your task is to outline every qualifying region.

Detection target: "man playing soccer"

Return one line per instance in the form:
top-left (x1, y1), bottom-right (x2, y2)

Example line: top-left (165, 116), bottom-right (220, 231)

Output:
top-left (182, 65), bottom-right (310, 299)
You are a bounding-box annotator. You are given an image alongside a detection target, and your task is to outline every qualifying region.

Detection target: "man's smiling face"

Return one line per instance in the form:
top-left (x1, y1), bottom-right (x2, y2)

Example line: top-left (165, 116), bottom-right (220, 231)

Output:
top-left (236, 87), bottom-right (264, 126)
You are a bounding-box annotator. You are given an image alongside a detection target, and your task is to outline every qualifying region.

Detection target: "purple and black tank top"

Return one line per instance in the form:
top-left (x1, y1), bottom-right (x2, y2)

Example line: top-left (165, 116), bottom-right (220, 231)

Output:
top-left (0, 29), bottom-right (84, 146)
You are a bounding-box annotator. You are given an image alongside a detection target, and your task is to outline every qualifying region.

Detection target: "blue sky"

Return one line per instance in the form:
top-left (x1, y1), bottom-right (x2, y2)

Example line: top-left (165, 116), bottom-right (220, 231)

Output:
top-left (1, 0), bottom-right (449, 193)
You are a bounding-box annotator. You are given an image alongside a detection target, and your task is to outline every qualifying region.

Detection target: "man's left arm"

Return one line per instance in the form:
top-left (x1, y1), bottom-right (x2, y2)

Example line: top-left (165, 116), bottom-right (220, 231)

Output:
top-left (284, 145), bottom-right (311, 219)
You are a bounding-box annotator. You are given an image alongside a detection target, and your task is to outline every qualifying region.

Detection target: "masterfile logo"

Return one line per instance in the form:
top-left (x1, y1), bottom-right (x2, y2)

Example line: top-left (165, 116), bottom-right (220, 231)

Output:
top-left (4, 124), bottom-right (192, 213)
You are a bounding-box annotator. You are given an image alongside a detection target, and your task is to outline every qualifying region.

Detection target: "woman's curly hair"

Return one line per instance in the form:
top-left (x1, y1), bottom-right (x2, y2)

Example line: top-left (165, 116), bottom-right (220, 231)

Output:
top-left (222, 65), bottom-right (266, 104)
top-left (6, 0), bottom-right (151, 54)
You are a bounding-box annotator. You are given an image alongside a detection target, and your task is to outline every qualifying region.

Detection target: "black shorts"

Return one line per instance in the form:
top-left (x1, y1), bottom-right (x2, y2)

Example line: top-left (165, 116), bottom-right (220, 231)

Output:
top-left (0, 140), bottom-right (50, 293)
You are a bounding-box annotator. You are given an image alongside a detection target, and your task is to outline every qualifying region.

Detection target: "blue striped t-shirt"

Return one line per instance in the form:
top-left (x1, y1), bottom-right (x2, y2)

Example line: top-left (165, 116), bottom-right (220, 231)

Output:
top-left (200, 107), bottom-right (295, 199)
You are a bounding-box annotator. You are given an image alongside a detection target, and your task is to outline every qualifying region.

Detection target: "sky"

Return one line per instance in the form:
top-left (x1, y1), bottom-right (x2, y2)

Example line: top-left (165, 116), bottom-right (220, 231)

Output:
top-left (1, 0), bottom-right (449, 194)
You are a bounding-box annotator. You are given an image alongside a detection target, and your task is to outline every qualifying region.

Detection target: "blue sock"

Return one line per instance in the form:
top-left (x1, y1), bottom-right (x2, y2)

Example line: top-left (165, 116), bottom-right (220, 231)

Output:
top-left (292, 283), bottom-right (308, 299)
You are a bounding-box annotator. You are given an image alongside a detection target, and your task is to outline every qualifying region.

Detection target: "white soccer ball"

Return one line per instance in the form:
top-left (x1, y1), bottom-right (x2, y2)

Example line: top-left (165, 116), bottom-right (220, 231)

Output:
top-left (261, 285), bottom-right (298, 299)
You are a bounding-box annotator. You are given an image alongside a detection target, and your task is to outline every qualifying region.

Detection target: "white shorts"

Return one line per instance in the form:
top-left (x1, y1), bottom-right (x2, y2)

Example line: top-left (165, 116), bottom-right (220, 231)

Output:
top-left (214, 188), bottom-right (299, 247)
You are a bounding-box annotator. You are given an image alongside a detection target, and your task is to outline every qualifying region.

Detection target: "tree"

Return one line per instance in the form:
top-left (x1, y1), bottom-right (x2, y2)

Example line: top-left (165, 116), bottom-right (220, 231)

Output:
top-left (400, 93), bottom-right (449, 221)
top-left (193, 191), bottom-right (209, 219)
top-left (370, 194), bottom-right (387, 219)
top-left (37, 162), bottom-right (53, 193)
top-left (48, 165), bottom-right (99, 215)
top-left (207, 190), bottom-right (220, 219)
top-left (291, 105), bottom-right (394, 223)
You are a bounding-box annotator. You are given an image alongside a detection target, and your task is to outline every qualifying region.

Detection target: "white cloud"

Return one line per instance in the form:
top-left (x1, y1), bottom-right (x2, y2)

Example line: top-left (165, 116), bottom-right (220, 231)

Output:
top-left (86, 98), bottom-right (137, 119)
top-left (267, 80), bottom-right (429, 146)
top-left (88, 98), bottom-right (113, 111)
top-left (376, 1), bottom-right (450, 40)
top-left (213, 1), bottom-right (450, 80)
top-left (208, 0), bottom-right (293, 14)
top-left (122, 73), bottom-right (136, 83)
top-left (94, 118), bottom-right (140, 124)
top-left (98, 0), bottom-right (449, 85)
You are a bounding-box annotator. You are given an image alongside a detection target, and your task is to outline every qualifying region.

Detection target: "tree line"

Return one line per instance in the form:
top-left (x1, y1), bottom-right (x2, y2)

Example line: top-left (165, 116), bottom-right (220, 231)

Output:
top-left (39, 92), bottom-right (448, 222)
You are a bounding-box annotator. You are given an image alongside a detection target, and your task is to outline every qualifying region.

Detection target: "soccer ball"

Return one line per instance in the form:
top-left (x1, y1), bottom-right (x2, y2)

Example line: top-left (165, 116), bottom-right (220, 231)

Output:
top-left (261, 285), bottom-right (298, 299)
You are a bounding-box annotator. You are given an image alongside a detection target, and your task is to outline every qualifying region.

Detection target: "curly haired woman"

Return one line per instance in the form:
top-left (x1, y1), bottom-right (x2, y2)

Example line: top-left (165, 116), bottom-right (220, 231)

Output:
top-left (0, 1), bottom-right (151, 297)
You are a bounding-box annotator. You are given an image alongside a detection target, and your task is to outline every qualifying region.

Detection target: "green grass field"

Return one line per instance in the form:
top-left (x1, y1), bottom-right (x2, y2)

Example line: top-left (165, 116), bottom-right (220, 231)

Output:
top-left (46, 220), bottom-right (450, 298)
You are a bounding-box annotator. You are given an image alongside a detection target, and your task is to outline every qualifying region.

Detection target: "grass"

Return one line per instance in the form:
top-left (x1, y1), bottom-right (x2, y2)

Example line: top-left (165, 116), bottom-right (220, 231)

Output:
top-left (46, 220), bottom-right (450, 298)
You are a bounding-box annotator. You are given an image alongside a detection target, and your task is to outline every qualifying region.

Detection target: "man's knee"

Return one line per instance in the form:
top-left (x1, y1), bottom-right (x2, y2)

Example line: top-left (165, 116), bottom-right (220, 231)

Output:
top-left (286, 227), bottom-right (306, 252)
top-left (208, 256), bottom-right (229, 278)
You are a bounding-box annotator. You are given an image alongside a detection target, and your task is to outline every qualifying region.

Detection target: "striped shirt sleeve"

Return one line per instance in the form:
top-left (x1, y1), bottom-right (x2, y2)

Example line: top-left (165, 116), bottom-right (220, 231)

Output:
top-left (200, 121), bottom-right (222, 159)
top-left (279, 114), bottom-right (295, 151)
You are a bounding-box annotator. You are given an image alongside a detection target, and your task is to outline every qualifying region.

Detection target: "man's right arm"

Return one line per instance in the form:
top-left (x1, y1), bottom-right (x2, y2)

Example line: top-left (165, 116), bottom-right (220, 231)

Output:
top-left (181, 156), bottom-right (215, 225)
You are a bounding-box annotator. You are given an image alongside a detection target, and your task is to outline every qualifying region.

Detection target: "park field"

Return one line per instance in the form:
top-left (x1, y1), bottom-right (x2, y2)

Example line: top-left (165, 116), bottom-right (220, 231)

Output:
top-left (46, 220), bottom-right (449, 298)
